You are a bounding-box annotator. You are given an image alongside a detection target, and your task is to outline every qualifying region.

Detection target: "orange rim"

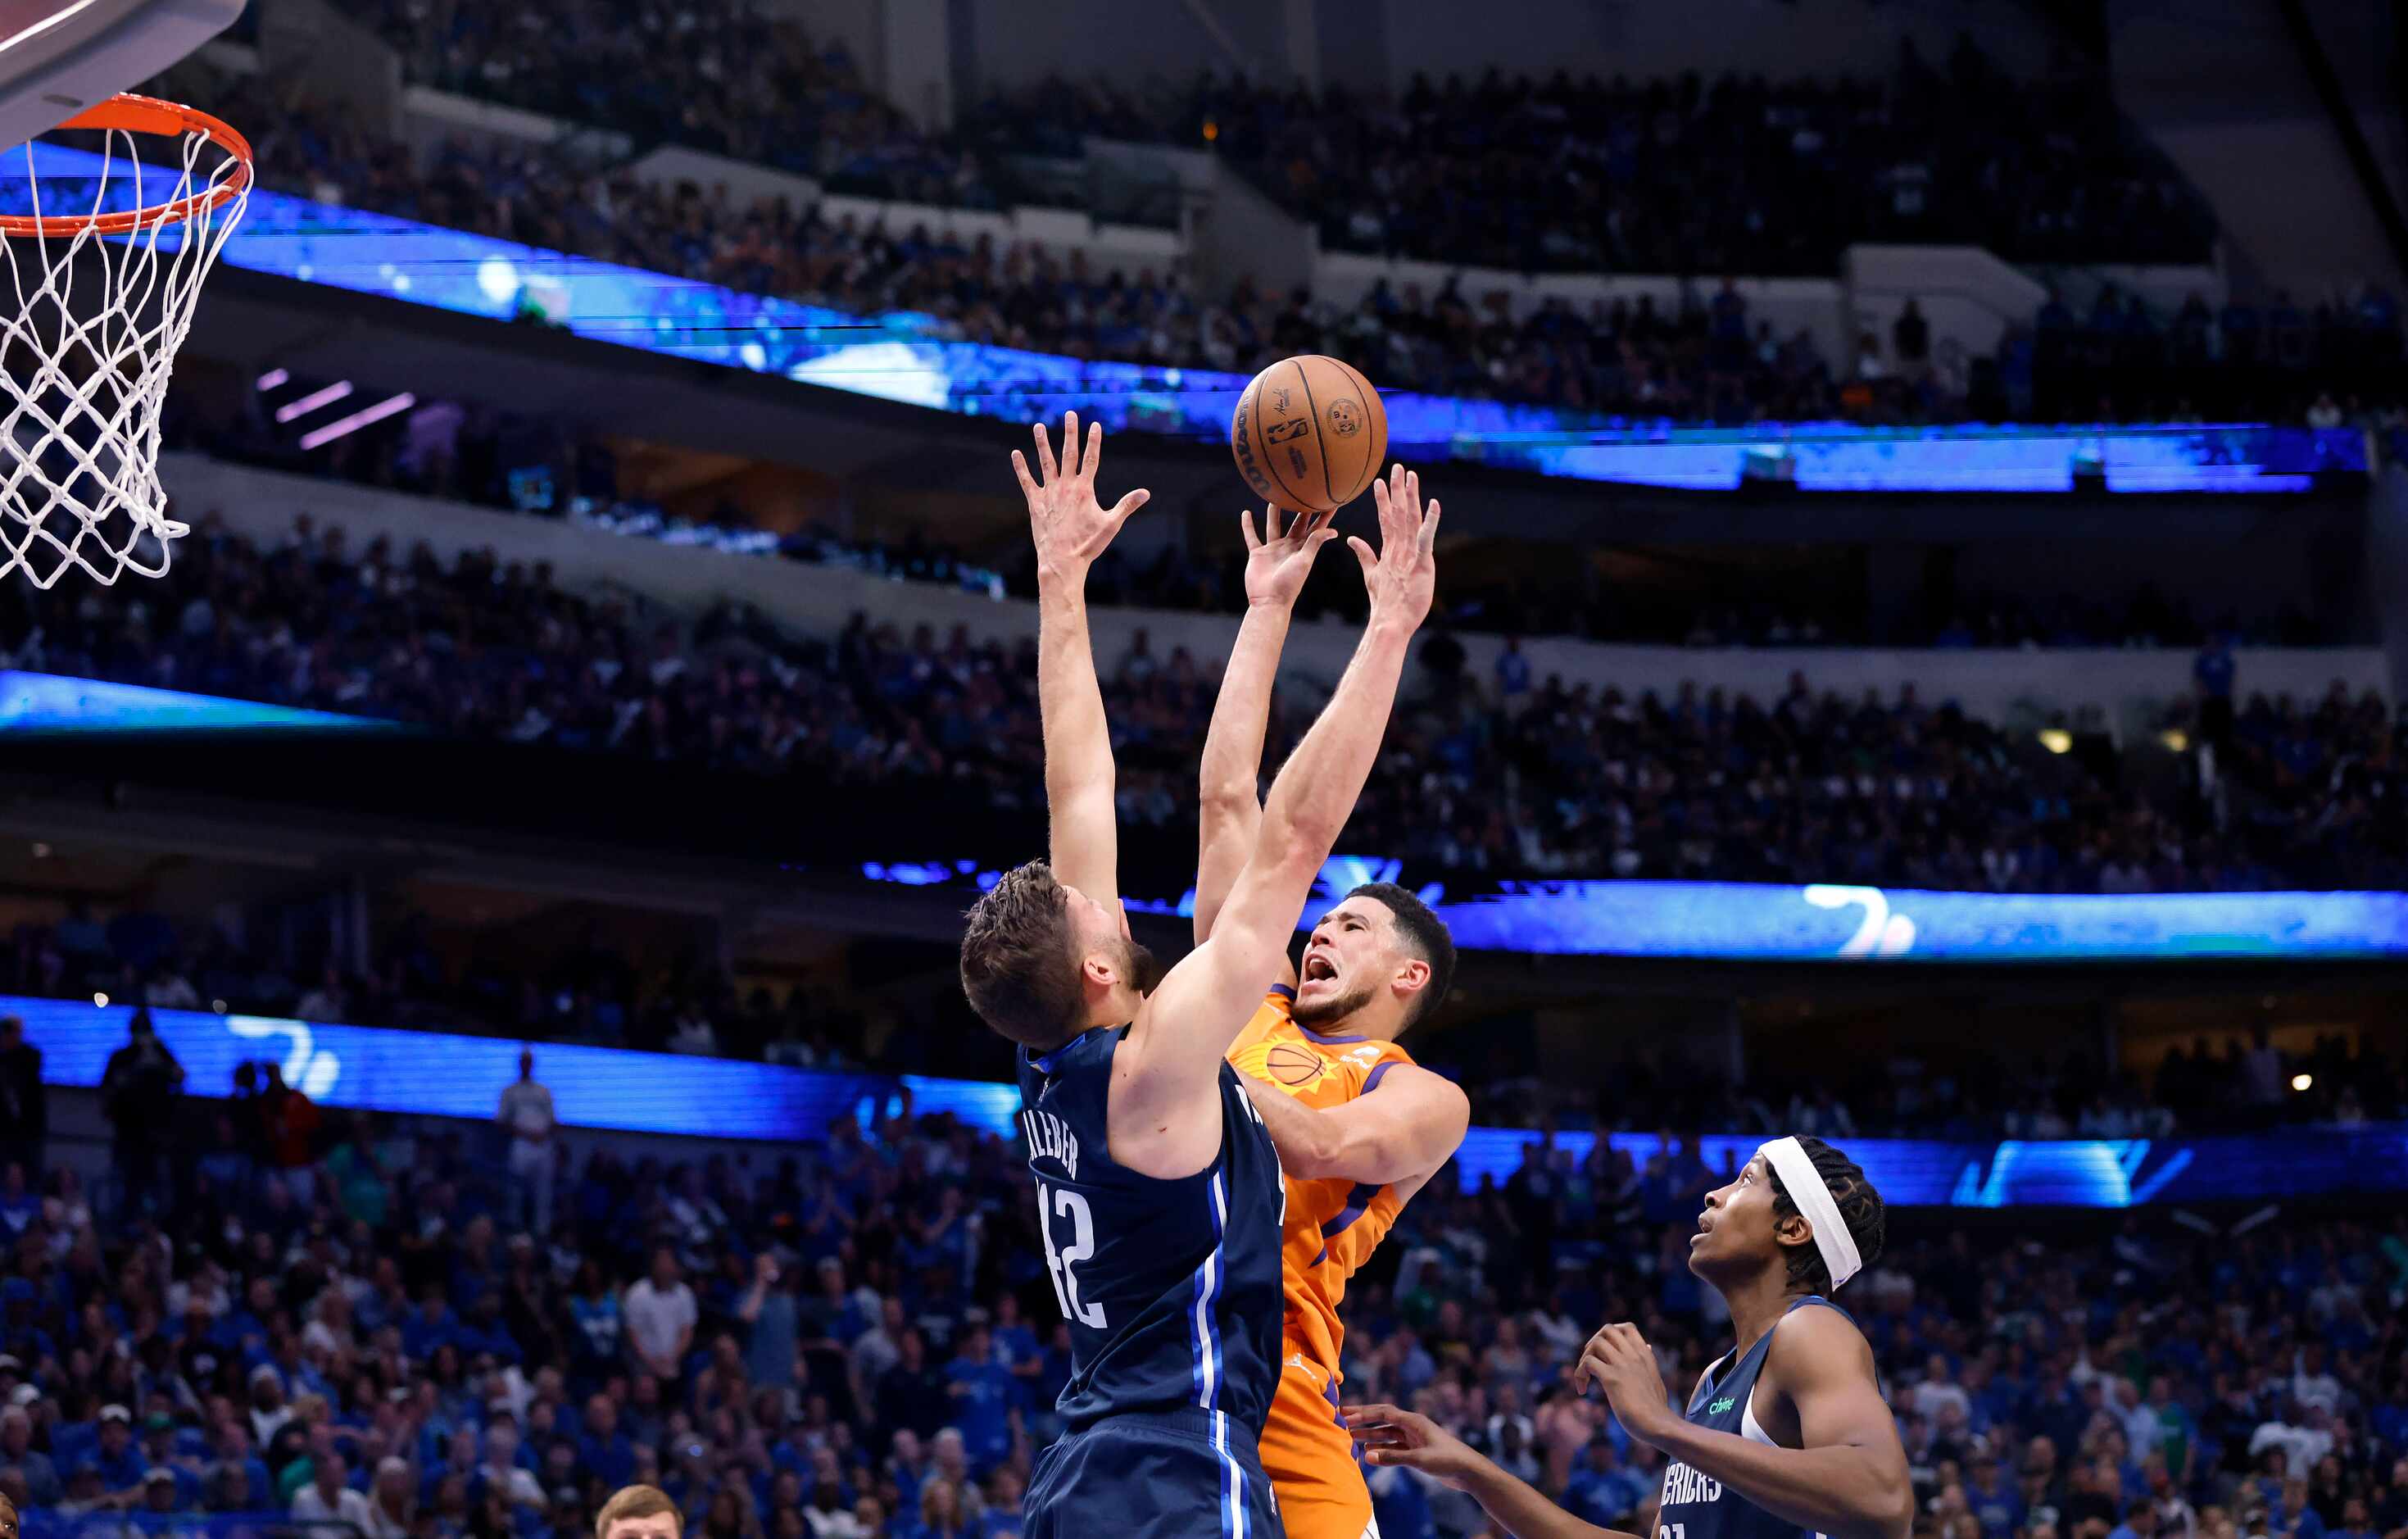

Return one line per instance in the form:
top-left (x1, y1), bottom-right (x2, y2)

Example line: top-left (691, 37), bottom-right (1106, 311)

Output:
top-left (0, 91), bottom-right (252, 238)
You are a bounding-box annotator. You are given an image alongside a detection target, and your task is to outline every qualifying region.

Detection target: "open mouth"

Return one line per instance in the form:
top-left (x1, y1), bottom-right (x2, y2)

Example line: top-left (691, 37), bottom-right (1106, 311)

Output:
top-left (1302, 955), bottom-right (1338, 983)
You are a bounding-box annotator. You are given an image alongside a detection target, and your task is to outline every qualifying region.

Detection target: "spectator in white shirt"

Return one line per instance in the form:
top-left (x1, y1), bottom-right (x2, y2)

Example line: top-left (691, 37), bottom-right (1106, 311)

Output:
top-left (363, 1456), bottom-right (414, 1539)
top-left (2290, 1345), bottom-right (2341, 1414)
top-left (497, 1051), bottom-right (557, 1237)
top-left (478, 1421), bottom-right (545, 1509)
top-left (290, 1450), bottom-right (373, 1528)
top-left (247, 1365), bottom-right (292, 1447)
top-left (2249, 1403), bottom-right (2336, 1478)
top-left (2111, 1378), bottom-right (2163, 1458)
top-left (1911, 1354), bottom-right (1972, 1425)
top-left (623, 1246), bottom-right (698, 1389)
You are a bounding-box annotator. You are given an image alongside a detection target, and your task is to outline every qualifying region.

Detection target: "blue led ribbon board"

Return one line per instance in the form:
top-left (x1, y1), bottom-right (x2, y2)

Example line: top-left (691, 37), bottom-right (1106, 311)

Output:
top-left (861, 860), bottom-right (2408, 963)
top-left (0, 670), bottom-right (396, 733)
top-left (14, 996), bottom-right (2398, 1207)
top-left (0, 144), bottom-right (2357, 493)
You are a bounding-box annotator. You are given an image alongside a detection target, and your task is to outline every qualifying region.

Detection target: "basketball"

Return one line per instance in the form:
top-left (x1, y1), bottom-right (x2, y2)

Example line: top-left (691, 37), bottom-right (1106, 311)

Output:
top-left (1229, 354), bottom-right (1388, 515)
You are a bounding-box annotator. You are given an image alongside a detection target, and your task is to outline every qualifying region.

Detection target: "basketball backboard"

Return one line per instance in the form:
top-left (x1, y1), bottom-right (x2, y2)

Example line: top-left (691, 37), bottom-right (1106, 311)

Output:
top-left (0, 0), bottom-right (242, 151)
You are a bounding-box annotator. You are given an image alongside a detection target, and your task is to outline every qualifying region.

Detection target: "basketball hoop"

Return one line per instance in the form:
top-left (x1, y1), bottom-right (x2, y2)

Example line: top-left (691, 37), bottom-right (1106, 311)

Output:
top-left (0, 92), bottom-right (249, 588)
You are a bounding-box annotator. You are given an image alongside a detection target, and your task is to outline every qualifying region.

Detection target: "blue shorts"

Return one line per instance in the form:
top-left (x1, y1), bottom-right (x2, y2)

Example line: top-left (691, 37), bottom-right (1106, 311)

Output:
top-left (1025, 1409), bottom-right (1286, 1539)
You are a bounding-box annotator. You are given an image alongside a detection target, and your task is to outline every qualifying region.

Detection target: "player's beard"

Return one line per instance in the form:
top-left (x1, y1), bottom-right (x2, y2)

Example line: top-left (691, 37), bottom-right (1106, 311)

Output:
top-left (1290, 977), bottom-right (1375, 1029)
top-left (1118, 936), bottom-right (1164, 996)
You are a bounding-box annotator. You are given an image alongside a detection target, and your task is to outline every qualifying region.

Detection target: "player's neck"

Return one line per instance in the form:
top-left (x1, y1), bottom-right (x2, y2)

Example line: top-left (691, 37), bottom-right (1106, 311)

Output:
top-left (1716, 1262), bottom-right (1800, 1356)
top-left (1300, 1001), bottom-right (1407, 1042)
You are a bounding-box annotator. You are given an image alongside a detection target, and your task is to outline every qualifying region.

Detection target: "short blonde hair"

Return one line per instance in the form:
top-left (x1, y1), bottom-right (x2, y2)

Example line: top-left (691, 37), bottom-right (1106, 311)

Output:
top-left (596, 1485), bottom-right (682, 1539)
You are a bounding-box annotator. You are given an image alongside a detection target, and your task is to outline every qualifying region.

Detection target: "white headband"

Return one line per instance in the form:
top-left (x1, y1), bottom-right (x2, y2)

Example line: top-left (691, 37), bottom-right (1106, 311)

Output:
top-left (1758, 1137), bottom-right (1861, 1292)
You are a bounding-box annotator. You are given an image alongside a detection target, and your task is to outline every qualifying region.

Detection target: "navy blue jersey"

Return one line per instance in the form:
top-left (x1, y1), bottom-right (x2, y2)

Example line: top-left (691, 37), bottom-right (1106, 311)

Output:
top-left (1016, 1024), bottom-right (1285, 1435)
top-left (1657, 1296), bottom-right (1857, 1539)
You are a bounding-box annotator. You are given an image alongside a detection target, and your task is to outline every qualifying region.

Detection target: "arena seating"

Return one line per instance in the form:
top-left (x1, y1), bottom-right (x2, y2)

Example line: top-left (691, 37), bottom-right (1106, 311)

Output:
top-left (166, 65), bottom-right (2406, 429)
top-left (6, 512), bottom-right (2400, 894)
top-left (0, 1063), bottom-right (2399, 1539)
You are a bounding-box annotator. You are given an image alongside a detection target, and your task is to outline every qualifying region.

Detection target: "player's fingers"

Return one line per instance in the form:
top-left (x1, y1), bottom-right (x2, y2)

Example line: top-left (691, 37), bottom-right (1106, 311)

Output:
top-left (1384, 463), bottom-right (1413, 546)
top-left (1420, 500), bottom-right (1441, 553)
top-left (1062, 411), bottom-right (1081, 479)
top-left (1369, 474), bottom-right (1392, 529)
top-left (1239, 507), bottom-right (1262, 550)
top-left (1347, 535), bottom-right (1377, 581)
top-left (1106, 488), bottom-right (1150, 527)
top-left (1405, 468), bottom-right (1421, 517)
top-left (1010, 451), bottom-right (1038, 502)
top-left (1342, 1404), bottom-right (1404, 1428)
top-left (1082, 418), bottom-right (1104, 480)
top-left (1032, 421), bottom-right (1058, 483)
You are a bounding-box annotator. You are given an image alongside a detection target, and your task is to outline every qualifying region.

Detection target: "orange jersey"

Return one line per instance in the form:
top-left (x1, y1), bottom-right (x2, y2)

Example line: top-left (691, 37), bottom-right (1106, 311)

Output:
top-left (1228, 986), bottom-right (1419, 1539)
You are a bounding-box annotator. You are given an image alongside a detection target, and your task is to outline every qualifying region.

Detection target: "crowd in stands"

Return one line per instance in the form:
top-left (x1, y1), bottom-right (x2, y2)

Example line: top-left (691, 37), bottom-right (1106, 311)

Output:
top-left (159, 45), bottom-right (2405, 428)
top-left (1474, 1027), bottom-right (2404, 1145)
top-left (338, 0), bottom-right (2215, 276)
top-left (4, 512), bottom-right (2401, 896)
top-left (0, 1039), bottom-right (2401, 1539)
top-left (1000, 45), bottom-right (2215, 273)
top-left (358, 0), bottom-right (994, 208)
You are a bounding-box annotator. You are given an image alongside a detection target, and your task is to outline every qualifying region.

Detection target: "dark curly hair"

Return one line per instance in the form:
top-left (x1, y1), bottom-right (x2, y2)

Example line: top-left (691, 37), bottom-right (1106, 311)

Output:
top-left (1766, 1136), bottom-right (1885, 1294)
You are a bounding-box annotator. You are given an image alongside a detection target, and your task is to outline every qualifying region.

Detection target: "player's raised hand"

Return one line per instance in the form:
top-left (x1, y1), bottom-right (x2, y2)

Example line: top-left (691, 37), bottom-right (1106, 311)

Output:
top-left (1239, 503), bottom-right (1336, 611)
top-left (1344, 1403), bottom-right (1484, 1491)
top-left (1571, 1322), bottom-right (1676, 1443)
top-left (1013, 410), bottom-right (1150, 587)
top-left (1348, 461), bottom-right (1439, 631)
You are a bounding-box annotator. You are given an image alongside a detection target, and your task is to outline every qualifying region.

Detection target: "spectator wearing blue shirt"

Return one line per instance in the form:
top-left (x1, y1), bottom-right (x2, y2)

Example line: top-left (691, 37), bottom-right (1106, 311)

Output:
top-left (0, 1405), bottom-right (57, 1506)
top-left (0, 1167), bottom-right (37, 1242)
top-left (2327, 1496), bottom-right (2378, 1539)
top-left (90, 1405), bottom-right (147, 1492)
top-left (2278, 1479), bottom-right (2328, 1539)
top-left (1967, 1452), bottom-right (2028, 1539)
top-left (941, 1324), bottom-right (1014, 1475)
top-left (974, 1467), bottom-right (1024, 1538)
top-left (203, 1421), bottom-right (272, 1510)
top-left (739, 1253), bottom-right (799, 1395)
top-left (402, 1289), bottom-right (460, 1363)
top-left (1494, 636), bottom-right (1531, 712)
top-left (1562, 1437), bottom-right (1649, 1528)
top-left (575, 1394), bottom-right (636, 1491)
top-left (1367, 1456), bottom-right (1438, 1539)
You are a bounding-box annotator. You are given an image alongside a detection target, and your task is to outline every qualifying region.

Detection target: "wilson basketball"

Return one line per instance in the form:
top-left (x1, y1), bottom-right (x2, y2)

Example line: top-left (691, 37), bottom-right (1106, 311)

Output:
top-left (1229, 354), bottom-right (1388, 515)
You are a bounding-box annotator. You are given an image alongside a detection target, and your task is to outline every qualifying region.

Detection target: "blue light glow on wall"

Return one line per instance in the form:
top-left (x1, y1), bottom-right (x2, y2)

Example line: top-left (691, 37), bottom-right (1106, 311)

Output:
top-left (1, 144), bottom-right (2358, 494)
top-left (1446, 1126), bottom-right (2407, 1207)
top-left (15, 996), bottom-right (2400, 1207)
top-left (0, 670), bottom-right (396, 733)
top-left (857, 859), bottom-right (2408, 962)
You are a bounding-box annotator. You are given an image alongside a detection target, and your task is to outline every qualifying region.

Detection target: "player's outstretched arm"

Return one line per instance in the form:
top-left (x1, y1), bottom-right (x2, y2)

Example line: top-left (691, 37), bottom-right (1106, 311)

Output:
top-left (1014, 411), bottom-right (1150, 919)
top-left (1117, 465), bottom-right (1437, 1175)
top-left (1239, 1064), bottom-right (1467, 1186)
top-left (1574, 1314), bottom-right (1911, 1539)
top-left (1195, 503), bottom-right (1333, 954)
top-left (1346, 1404), bottom-right (1628, 1539)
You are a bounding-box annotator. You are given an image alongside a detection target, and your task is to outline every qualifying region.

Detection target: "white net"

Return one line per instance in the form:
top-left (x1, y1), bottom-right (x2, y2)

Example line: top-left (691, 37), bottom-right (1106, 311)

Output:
top-left (0, 114), bottom-right (247, 588)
